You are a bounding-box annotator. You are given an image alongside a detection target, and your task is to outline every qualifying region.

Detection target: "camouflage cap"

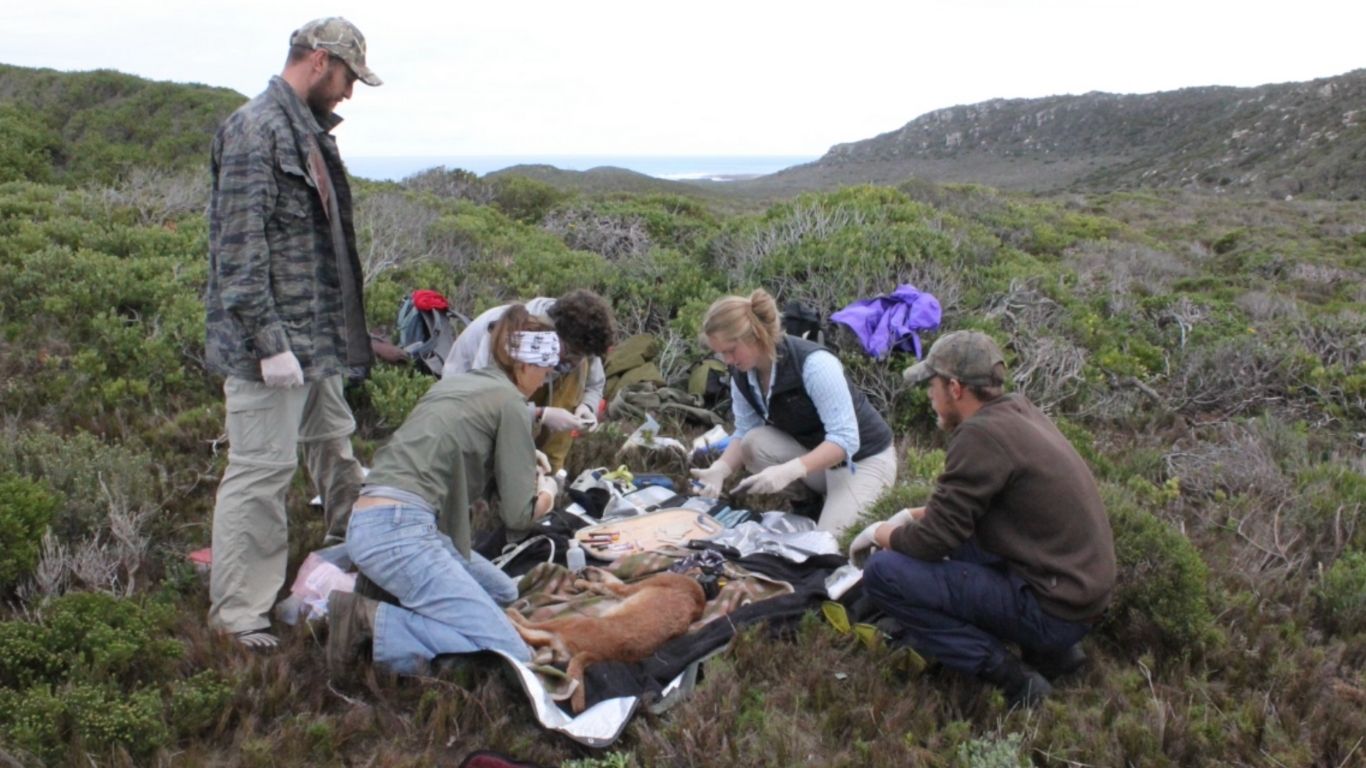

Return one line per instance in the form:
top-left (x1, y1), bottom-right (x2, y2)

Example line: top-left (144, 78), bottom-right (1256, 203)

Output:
top-left (902, 330), bottom-right (1005, 387)
top-left (290, 17), bottom-right (381, 86)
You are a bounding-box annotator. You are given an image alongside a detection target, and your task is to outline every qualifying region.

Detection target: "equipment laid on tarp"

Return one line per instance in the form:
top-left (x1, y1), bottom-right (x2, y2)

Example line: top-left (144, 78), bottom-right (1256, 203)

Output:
top-left (574, 507), bottom-right (723, 560)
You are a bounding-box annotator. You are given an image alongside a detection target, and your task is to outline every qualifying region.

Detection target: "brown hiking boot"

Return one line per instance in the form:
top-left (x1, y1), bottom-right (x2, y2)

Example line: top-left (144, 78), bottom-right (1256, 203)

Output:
top-left (327, 591), bottom-right (379, 672)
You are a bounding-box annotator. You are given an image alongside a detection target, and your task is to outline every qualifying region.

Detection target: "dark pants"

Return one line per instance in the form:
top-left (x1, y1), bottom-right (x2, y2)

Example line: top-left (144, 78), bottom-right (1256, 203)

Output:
top-left (862, 541), bottom-right (1090, 676)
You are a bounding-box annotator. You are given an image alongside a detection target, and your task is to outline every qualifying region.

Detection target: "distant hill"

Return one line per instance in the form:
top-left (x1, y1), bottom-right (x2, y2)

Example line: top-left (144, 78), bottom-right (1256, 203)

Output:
top-left (485, 164), bottom-right (718, 198)
top-left (0, 63), bottom-right (244, 185)
top-left (748, 69), bottom-right (1366, 200)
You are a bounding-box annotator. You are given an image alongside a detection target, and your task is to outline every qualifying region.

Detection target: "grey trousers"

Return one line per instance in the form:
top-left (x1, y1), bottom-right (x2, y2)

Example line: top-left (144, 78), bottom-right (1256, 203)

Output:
top-left (209, 375), bottom-right (363, 634)
top-left (739, 425), bottom-right (898, 535)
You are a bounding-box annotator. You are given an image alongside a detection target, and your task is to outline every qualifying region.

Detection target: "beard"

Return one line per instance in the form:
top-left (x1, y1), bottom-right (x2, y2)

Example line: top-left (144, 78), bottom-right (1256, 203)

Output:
top-left (305, 83), bottom-right (335, 117)
top-left (304, 61), bottom-right (343, 116)
top-left (936, 409), bottom-right (961, 432)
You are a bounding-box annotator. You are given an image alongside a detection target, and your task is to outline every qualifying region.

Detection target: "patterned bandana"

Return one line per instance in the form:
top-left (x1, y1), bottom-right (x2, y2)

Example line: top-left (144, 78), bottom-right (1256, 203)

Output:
top-left (511, 331), bottom-right (560, 367)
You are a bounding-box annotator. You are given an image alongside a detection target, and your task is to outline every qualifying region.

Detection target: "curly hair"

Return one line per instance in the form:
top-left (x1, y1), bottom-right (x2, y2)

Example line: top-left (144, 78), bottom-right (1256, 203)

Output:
top-left (547, 289), bottom-right (615, 358)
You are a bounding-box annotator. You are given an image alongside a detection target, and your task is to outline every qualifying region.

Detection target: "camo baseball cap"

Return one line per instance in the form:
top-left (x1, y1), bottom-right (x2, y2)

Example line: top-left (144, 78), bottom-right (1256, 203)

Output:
top-left (290, 17), bottom-right (381, 86)
top-left (902, 330), bottom-right (1005, 387)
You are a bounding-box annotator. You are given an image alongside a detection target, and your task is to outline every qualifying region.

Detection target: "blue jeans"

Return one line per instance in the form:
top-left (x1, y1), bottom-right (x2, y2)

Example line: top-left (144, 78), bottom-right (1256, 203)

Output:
top-left (345, 504), bottom-right (530, 673)
top-left (862, 540), bottom-right (1090, 676)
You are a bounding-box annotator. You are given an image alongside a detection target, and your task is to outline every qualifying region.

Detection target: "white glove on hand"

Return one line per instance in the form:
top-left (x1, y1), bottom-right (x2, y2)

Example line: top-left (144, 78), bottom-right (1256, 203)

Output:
top-left (848, 520), bottom-right (884, 566)
top-left (848, 508), bottom-right (917, 566)
top-left (534, 450), bottom-right (552, 476)
top-left (689, 459), bottom-right (734, 498)
top-left (733, 458), bottom-right (808, 496)
top-left (539, 406), bottom-right (580, 432)
top-left (573, 403), bottom-right (599, 431)
top-left (260, 351), bottom-right (304, 388)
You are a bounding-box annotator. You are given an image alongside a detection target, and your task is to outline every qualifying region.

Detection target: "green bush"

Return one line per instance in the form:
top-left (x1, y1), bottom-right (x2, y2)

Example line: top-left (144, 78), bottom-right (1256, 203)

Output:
top-left (0, 429), bottom-right (158, 542)
top-left (168, 671), bottom-right (233, 739)
top-left (1316, 550), bottom-right (1366, 636)
top-left (0, 474), bottom-right (56, 592)
top-left (0, 593), bottom-right (182, 763)
top-left (42, 591), bottom-right (183, 687)
top-left (1100, 483), bottom-right (1216, 655)
top-left (490, 175), bottom-right (571, 224)
top-left (0, 682), bottom-right (168, 763)
top-left (361, 366), bottom-right (435, 430)
top-left (0, 105), bottom-right (60, 184)
top-left (955, 732), bottom-right (1029, 768)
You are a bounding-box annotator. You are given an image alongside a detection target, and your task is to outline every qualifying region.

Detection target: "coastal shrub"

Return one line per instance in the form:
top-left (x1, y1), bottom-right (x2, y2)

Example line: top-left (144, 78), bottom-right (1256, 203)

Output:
top-left (0, 429), bottom-right (158, 543)
top-left (954, 732), bottom-right (1029, 768)
top-left (0, 105), bottom-right (60, 184)
top-left (1315, 550), bottom-right (1366, 636)
top-left (490, 175), bottom-right (570, 224)
top-left (0, 682), bottom-right (168, 763)
top-left (360, 366), bottom-right (434, 430)
top-left (0, 474), bottom-right (56, 593)
top-left (0, 593), bottom-right (182, 763)
top-left (1100, 482), bottom-right (1216, 656)
top-left (42, 591), bottom-right (183, 687)
top-left (168, 671), bottom-right (234, 739)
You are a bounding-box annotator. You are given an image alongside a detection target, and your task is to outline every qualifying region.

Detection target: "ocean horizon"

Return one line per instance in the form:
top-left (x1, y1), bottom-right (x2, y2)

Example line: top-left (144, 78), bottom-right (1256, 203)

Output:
top-left (344, 155), bottom-right (818, 183)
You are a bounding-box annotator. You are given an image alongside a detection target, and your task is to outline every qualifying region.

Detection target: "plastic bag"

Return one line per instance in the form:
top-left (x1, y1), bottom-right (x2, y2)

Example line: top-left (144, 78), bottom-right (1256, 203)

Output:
top-left (276, 547), bottom-right (356, 625)
top-left (619, 413), bottom-right (686, 455)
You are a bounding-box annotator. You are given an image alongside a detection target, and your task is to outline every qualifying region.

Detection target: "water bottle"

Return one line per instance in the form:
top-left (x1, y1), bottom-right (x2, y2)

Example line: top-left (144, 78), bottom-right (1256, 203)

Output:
top-left (566, 539), bottom-right (587, 573)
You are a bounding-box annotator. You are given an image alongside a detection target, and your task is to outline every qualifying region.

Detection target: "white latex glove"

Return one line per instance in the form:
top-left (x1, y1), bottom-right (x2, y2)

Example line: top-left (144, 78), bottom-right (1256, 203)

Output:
top-left (260, 351), bottom-right (304, 388)
top-left (534, 450), bottom-right (552, 476)
top-left (733, 458), bottom-right (808, 496)
top-left (689, 459), bottom-right (734, 498)
top-left (539, 406), bottom-right (580, 432)
top-left (848, 520), bottom-right (884, 566)
top-left (848, 508), bottom-right (917, 565)
top-left (573, 403), bottom-right (599, 431)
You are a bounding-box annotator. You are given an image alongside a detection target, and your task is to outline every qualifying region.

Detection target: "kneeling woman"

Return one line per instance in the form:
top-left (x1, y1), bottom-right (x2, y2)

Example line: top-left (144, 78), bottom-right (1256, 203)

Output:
top-left (328, 306), bottom-right (559, 672)
top-left (691, 289), bottom-right (897, 533)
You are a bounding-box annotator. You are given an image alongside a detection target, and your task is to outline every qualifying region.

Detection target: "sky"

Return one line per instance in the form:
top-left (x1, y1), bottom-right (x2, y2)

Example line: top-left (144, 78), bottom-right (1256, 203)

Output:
top-left (1, 1), bottom-right (1362, 160)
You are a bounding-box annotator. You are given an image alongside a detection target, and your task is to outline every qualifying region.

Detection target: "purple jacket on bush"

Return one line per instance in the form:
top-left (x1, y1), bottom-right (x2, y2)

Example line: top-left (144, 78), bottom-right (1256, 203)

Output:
top-left (830, 284), bottom-right (942, 359)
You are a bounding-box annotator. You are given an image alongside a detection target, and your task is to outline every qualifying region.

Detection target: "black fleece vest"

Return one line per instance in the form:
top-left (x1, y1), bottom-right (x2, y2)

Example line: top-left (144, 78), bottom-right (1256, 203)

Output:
top-left (733, 335), bottom-right (893, 462)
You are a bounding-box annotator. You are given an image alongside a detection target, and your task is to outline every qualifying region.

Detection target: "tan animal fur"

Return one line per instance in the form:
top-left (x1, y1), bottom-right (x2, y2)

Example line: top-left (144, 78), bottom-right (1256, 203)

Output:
top-left (506, 572), bottom-right (707, 713)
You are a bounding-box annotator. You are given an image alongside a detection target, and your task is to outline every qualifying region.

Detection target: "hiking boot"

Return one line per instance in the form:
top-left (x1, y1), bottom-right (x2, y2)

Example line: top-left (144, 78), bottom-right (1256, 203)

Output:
top-left (326, 591), bottom-right (379, 672)
top-left (1023, 643), bottom-right (1088, 681)
top-left (980, 654), bottom-right (1052, 708)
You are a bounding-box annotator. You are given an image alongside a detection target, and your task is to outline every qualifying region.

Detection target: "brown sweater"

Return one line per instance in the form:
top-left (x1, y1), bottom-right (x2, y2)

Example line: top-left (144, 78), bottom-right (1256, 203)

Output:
top-left (890, 393), bottom-right (1116, 621)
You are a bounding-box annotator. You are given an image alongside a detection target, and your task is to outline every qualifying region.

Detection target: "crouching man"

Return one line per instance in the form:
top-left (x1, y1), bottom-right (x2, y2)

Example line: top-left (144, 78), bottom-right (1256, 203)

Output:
top-left (863, 331), bottom-right (1116, 707)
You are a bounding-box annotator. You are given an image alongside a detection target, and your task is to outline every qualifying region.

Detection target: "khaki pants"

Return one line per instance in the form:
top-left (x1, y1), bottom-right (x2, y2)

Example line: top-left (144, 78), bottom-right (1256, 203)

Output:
top-left (531, 362), bottom-right (587, 473)
top-left (208, 375), bottom-right (362, 634)
top-left (739, 425), bottom-right (898, 535)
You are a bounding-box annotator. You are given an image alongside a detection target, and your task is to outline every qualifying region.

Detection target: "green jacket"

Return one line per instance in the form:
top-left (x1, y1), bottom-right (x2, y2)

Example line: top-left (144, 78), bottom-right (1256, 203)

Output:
top-left (205, 76), bottom-right (370, 381)
top-left (364, 367), bottom-right (539, 557)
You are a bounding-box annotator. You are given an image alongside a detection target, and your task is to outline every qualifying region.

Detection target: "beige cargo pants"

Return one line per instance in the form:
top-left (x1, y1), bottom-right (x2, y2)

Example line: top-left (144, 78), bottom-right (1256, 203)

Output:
top-left (739, 425), bottom-right (898, 535)
top-left (208, 375), bottom-right (362, 634)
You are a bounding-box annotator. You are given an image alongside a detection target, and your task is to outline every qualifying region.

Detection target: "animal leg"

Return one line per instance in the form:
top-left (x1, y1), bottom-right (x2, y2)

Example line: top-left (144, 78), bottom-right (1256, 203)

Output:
top-left (566, 650), bottom-right (602, 714)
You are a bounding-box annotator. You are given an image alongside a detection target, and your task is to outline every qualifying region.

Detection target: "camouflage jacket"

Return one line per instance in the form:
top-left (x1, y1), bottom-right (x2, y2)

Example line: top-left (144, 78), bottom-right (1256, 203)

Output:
top-left (205, 76), bottom-right (371, 381)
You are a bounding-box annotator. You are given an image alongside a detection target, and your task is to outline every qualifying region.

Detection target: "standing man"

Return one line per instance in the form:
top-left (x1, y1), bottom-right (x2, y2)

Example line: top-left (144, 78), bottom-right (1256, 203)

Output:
top-left (205, 17), bottom-right (380, 649)
top-left (858, 331), bottom-right (1116, 706)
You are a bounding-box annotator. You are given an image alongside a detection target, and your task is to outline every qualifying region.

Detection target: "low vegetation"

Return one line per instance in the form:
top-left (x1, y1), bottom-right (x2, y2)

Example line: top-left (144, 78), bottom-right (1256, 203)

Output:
top-left (0, 66), bottom-right (1362, 766)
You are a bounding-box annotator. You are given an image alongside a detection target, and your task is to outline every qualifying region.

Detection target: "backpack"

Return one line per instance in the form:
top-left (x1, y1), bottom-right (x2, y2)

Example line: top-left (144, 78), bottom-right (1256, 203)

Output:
top-left (782, 300), bottom-right (824, 344)
top-left (687, 357), bottom-right (730, 410)
top-left (396, 289), bottom-right (470, 377)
